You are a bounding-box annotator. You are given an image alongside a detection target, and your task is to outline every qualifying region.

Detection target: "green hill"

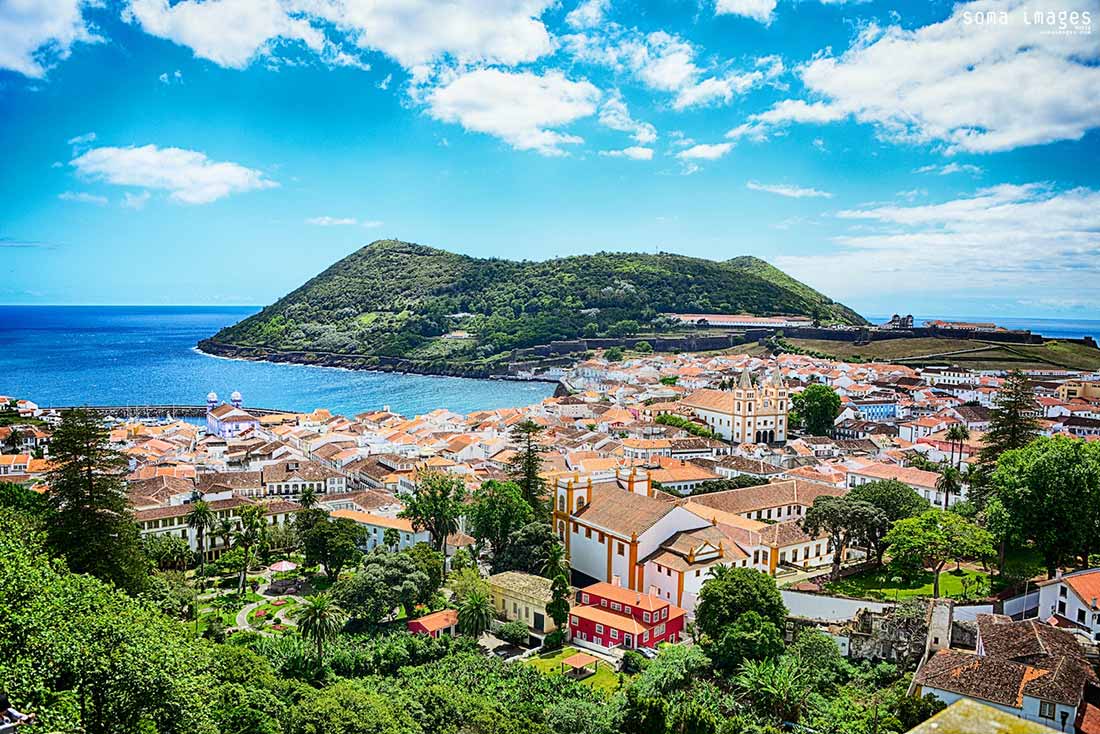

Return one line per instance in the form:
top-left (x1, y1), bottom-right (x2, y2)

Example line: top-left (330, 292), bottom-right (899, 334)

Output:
top-left (201, 240), bottom-right (866, 370)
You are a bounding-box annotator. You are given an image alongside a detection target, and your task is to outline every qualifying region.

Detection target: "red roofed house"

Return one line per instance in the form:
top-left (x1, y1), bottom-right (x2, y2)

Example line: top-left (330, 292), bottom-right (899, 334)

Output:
top-left (407, 609), bottom-right (458, 638)
top-left (568, 581), bottom-right (685, 652)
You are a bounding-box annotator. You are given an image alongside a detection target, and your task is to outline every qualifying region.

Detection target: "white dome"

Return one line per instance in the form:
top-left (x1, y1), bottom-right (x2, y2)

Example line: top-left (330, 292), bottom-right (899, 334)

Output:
top-left (207, 391), bottom-right (218, 401)
top-left (230, 390), bottom-right (242, 401)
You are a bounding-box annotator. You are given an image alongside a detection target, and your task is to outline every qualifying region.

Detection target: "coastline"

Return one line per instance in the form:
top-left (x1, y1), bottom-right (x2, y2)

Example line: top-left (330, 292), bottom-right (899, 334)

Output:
top-left (196, 339), bottom-right (564, 386)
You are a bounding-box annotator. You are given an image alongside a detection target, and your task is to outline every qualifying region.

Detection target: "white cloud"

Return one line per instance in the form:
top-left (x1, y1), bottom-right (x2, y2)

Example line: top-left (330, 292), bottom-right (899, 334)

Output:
top-left (0, 0), bottom-right (99, 77)
top-left (774, 183), bottom-right (1100, 303)
top-left (747, 181), bottom-right (833, 198)
top-left (676, 142), bottom-right (732, 160)
top-left (122, 190), bottom-right (152, 209)
top-left (126, 0), bottom-right (326, 69)
top-left (426, 69), bottom-right (600, 155)
top-left (58, 190), bottom-right (108, 205)
top-left (715, 0), bottom-right (777, 23)
top-left (377, 73), bottom-right (392, 90)
top-left (726, 99), bottom-right (846, 140)
top-left (67, 131), bottom-right (96, 145)
top-left (672, 72), bottom-right (762, 110)
top-left (598, 93), bottom-right (657, 144)
top-left (599, 146), bottom-right (653, 160)
top-left (914, 162), bottom-right (984, 176)
top-left (70, 144), bottom-right (277, 204)
top-left (299, 0), bottom-right (554, 70)
top-left (566, 0), bottom-right (609, 29)
top-left (795, 0), bottom-right (1100, 153)
top-left (361, 219), bottom-right (383, 228)
top-left (564, 28), bottom-right (764, 110)
top-left (306, 216), bottom-right (358, 226)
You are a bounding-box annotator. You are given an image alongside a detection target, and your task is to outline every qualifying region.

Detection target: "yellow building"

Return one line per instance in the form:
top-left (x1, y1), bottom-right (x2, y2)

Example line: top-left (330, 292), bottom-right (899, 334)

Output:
top-left (1057, 380), bottom-right (1100, 402)
top-left (487, 571), bottom-right (563, 634)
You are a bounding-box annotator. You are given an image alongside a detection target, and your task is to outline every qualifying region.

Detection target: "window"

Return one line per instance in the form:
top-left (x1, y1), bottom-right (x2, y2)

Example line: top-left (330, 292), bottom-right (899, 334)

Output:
top-left (595, 624), bottom-right (604, 634)
top-left (611, 601), bottom-right (621, 611)
top-left (581, 593), bottom-right (590, 604)
top-left (1079, 609), bottom-right (1088, 624)
top-left (617, 542), bottom-right (625, 556)
top-left (654, 623), bottom-right (665, 636)
top-left (601, 598), bottom-right (607, 607)
top-left (643, 612), bottom-right (651, 623)
top-left (1039, 701), bottom-right (1056, 720)
top-left (1059, 586), bottom-right (1067, 598)
top-left (1058, 600), bottom-right (1067, 615)
top-left (571, 615), bottom-right (579, 625)
top-left (662, 607), bottom-right (668, 619)
top-left (610, 629), bottom-right (619, 640)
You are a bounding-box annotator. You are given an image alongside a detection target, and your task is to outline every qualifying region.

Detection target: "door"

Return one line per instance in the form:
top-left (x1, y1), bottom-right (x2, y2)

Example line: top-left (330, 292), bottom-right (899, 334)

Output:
top-left (533, 612), bottom-right (545, 632)
top-left (623, 634), bottom-right (633, 648)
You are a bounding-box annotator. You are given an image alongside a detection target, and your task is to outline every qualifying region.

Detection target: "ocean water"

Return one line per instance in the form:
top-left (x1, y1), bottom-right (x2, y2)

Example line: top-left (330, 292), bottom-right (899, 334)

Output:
top-left (864, 314), bottom-right (1100, 341)
top-left (0, 306), bottom-right (554, 416)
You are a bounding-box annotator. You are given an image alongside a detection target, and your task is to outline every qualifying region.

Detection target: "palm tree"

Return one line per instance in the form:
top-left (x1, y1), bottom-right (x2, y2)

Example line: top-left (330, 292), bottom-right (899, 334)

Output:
top-left (186, 499), bottom-right (215, 578)
top-left (540, 541), bottom-right (569, 580)
top-left (298, 485), bottom-right (318, 510)
top-left (296, 592), bottom-right (347, 667)
top-left (457, 588), bottom-right (493, 638)
top-left (215, 517), bottom-right (236, 555)
top-left (936, 463), bottom-right (964, 511)
top-left (234, 504), bottom-right (267, 594)
top-left (733, 657), bottom-right (812, 724)
top-left (945, 424), bottom-right (970, 469)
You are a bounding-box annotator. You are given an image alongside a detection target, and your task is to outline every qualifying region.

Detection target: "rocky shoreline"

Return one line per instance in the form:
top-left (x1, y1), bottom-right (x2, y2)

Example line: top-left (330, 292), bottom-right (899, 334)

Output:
top-left (196, 339), bottom-right (564, 387)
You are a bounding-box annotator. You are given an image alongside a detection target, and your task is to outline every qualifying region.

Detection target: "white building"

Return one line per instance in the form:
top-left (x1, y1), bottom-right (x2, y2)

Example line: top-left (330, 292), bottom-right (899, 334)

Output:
top-left (1037, 568), bottom-right (1100, 642)
top-left (680, 370), bottom-right (789, 444)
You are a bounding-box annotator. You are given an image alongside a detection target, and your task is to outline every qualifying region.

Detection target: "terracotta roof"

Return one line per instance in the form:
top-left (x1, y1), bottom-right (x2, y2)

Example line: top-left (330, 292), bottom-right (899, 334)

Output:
top-left (686, 479), bottom-right (845, 515)
top-left (681, 389), bottom-right (734, 413)
top-left (572, 480), bottom-right (678, 536)
top-left (330, 508), bottom-right (415, 532)
top-left (409, 609), bottom-right (458, 633)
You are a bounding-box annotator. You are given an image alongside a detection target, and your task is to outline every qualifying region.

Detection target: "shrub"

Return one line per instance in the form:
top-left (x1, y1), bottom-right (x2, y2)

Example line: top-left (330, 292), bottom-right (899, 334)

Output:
top-left (621, 650), bottom-right (647, 674)
top-left (541, 629), bottom-right (566, 652)
top-left (497, 620), bottom-right (530, 647)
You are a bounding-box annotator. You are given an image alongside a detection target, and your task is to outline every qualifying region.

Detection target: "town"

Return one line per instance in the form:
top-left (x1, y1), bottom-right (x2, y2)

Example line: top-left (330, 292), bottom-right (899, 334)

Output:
top-left (4, 343), bottom-right (1100, 734)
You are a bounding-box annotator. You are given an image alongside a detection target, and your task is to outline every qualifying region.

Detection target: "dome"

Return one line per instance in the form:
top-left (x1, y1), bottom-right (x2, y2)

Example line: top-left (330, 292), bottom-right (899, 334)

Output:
top-left (207, 391), bottom-right (218, 401)
top-left (230, 390), bottom-right (242, 401)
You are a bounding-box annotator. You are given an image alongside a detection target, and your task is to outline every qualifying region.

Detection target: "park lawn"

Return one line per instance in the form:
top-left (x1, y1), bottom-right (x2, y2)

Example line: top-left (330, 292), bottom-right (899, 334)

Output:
top-left (826, 567), bottom-right (998, 601)
top-left (248, 598), bottom-right (299, 627)
top-left (527, 647), bottom-right (623, 695)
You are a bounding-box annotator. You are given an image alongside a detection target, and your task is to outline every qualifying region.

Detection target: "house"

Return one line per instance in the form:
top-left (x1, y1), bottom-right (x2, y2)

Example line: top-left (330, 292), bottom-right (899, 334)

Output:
top-left (1036, 569), bottom-right (1100, 642)
top-left (568, 582), bottom-right (686, 652)
top-left (488, 571), bottom-right (562, 635)
top-left (330, 508), bottom-right (474, 561)
top-left (846, 462), bottom-right (953, 506)
top-left (914, 614), bottom-right (1098, 731)
top-left (261, 458), bottom-right (347, 498)
top-left (645, 456), bottom-right (721, 494)
top-left (407, 609), bottom-right (458, 638)
top-left (134, 497), bottom-right (300, 557)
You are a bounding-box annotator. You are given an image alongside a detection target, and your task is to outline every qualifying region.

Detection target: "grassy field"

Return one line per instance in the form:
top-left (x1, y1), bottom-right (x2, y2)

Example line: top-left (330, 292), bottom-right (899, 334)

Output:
top-left (825, 567), bottom-right (1005, 601)
top-left (527, 646), bottom-right (623, 695)
top-left (783, 337), bottom-right (1100, 370)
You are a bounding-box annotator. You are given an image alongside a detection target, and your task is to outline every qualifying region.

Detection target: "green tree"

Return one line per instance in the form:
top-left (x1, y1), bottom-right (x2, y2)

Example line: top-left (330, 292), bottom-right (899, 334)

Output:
top-left (633, 340), bottom-right (653, 354)
top-left (547, 573), bottom-right (571, 631)
top-left (288, 680), bottom-right (418, 734)
top-left (980, 370), bottom-right (1040, 465)
top-left (234, 504), bottom-right (267, 593)
top-left (734, 656), bottom-right (812, 724)
top-left (186, 499), bottom-right (215, 575)
top-left (802, 495), bottom-right (887, 578)
top-left (468, 480), bottom-right (533, 561)
top-left (406, 541), bottom-right (445, 596)
top-left (695, 566), bottom-right (786, 639)
top-left (0, 481), bottom-right (51, 518)
top-left (604, 346), bottom-right (625, 362)
top-left (296, 592), bottom-right (347, 667)
top-left (945, 423), bottom-right (970, 469)
top-left (936, 463), bottom-right (965, 510)
top-left (457, 587), bottom-right (493, 637)
top-left (447, 566), bottom-right (489, 603)
top-left (298, 484), bottom-right (318, 510)
top-left (303, 517), bottom-right (366, 580)
top-left (141, 533), bottom-right (193, 571)
top-left (791, 384), bottom-right (841, 436)
top-left (848, 479), bottom-right (927, 564)
top-left (884, 509), bottom-right (994, 597)
top-left (507, 420), bottom-right (547, 511)
top-left (383, 526), bottom-right (400, 551)
top-left (707, 610), bottom-right (785, 675)
top-left (400, 471), bottom-right (466, 552)
top-left (493, 521), bottom-right (558, 574)
top-left (994, 436), bottom-right (1100, 573)
top-left (497, 620), bottom-right (530, 646)
top-left (45, 408), bottom-right (148, 593)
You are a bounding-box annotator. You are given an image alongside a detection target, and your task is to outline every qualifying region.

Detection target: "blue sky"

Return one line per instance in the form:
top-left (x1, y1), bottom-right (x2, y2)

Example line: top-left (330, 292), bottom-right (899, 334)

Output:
top-left (2, 0), bottom-right (1098, 319)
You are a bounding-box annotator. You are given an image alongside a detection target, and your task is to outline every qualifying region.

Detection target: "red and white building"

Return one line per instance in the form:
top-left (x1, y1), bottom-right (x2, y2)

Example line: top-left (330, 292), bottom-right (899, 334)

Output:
top-left (407, 609), bottom-right (459, 638)
top-left (568, 582), bottom-right (686, 652)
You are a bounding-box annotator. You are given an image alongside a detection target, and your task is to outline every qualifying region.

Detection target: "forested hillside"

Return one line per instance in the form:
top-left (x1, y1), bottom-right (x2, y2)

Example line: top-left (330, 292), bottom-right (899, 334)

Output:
top-left (204, 240), bottom-right (866, 369)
